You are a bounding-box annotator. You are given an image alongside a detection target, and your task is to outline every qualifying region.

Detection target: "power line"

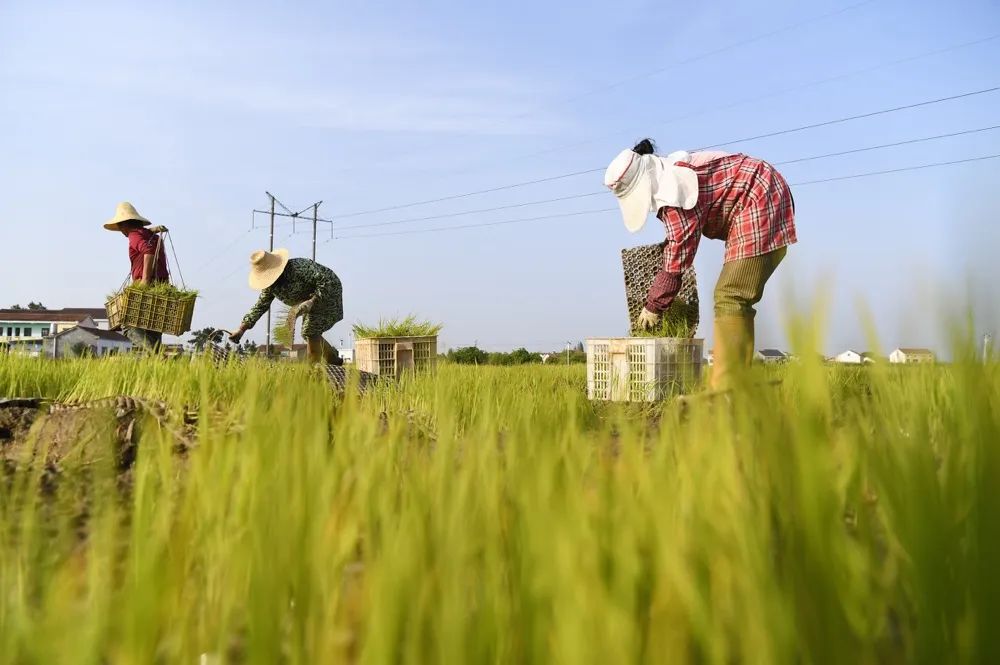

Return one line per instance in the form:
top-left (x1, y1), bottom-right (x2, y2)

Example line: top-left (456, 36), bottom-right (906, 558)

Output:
top-left (338, 191), bottom-right (605, 231)
top-left (788, 153), bottom-right (1000, 186)
top-left (335, 122), bottom-right (1000, 232)
top-left (192, 227), bottom-right (253, 275)
top-left (773, 125), bottom-right (1000, 165)
top-left (365, 0), bottom-right (879, 170)
top-left (519, 33), bottom-right (1000, 160)
top-left (516, 0), bottom-right (879, 110)
top-left (331, 85), bottom-right (999, 220)
top-left (330, 208), bottom-right (617, 240)
top-left (201, 122), bottom-right (1000, 262)
top-left (333, 153), bottom-right (1000, 241)
top-left (695, 86), bottom-right (999, 150)
top-left (335, 167), bottom-right (605, 219)
top-left (253, 209), bottom-right (335, 225)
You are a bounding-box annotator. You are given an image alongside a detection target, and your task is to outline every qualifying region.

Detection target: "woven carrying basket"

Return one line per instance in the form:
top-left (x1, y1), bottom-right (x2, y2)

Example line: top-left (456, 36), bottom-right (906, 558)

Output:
top-left (621, 243), bottom-right (699, 337)
top-left (105, 231), bottom-right (195, 336)
top-left (106, 288), bottom-right (195, 336)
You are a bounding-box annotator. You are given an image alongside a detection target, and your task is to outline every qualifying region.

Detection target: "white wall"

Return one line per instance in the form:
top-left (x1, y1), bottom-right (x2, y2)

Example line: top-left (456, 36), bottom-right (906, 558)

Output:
top-left (834, 351), bottom-right (862, 364)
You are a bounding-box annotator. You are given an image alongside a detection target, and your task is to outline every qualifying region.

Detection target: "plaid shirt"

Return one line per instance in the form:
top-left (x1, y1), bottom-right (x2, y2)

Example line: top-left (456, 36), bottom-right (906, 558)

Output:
top-left (647, 153), bottom-right (796, 312)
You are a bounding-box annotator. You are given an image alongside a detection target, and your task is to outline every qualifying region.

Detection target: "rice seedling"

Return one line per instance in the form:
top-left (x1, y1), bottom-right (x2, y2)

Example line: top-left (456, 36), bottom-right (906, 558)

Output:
top-left (352, 315), bottom-right (443, 338)
top-left (272, 304), bottom-right (300, 347)
top-left (0, 328), bottom-right (996, 663)
top-left (108, 282), bottom-right (199, 300)
top-left (631, 299), bottom-right (698, 338)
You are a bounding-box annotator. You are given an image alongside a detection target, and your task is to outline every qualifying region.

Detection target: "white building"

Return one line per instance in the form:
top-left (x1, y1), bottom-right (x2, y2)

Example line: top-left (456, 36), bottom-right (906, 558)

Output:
top-left (833, 350), bottom-right (863, 364)
top-left (44, 325), bottom-right (131, 358)
top-left (0, 308), bottom-right (110, 356)
top-left (755, 349), bottom-right (787, 364)
top-left (889, 348), bottom-right (935, 364)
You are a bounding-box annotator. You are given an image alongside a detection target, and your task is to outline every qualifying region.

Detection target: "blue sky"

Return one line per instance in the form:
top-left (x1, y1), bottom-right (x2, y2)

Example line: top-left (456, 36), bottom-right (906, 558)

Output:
top-left (1, 0), bottom-right (997, 354)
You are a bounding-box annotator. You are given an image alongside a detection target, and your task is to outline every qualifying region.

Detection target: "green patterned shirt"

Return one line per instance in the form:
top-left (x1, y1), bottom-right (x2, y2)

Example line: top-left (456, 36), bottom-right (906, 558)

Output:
top-left (241, 258), bottom-right (343, 329)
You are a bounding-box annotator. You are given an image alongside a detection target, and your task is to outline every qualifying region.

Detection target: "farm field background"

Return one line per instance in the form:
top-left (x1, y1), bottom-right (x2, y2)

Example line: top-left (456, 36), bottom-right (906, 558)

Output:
top-left (0, 344), bottom-right (998, 664)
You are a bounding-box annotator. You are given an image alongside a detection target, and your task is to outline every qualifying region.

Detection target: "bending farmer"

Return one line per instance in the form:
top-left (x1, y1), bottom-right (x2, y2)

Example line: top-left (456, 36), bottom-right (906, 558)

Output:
top-left (103, 202), bottom-right (169, 351)
top-left (603, 139), bottom-right (797, 389)
top-left (230, 249), bottom-right (345, 366)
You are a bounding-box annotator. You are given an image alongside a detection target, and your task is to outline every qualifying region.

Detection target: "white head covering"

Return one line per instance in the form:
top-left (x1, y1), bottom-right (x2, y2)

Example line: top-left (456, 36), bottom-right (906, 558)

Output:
top-left (603, 149), bottom-right (700, 233)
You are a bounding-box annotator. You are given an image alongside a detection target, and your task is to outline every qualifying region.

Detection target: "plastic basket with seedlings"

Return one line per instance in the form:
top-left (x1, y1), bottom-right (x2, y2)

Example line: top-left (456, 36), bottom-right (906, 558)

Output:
top-left (352, 316), bottom-right (442, 378)
top-left (583, 244), bottom-right (705, 402)
top-left (106, 282), bottom-right (198, 336)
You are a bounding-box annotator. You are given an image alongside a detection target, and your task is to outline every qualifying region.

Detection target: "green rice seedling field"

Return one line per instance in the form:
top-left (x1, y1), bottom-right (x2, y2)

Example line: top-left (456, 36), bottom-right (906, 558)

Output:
top-left (0, 339), bottom-right (997, 663)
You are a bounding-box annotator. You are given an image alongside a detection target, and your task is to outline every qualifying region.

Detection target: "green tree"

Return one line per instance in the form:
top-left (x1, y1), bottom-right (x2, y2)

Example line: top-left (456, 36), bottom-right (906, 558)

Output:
top-left (509, 348), bottom-right (542, 364)
top-left (188, 327), bottom-right (224, 351)
top-left (487, 352), bottom-right (513, 366)
top-left (448, 346), bottom-right (488, 365)
top-left (9, 304), bottom-right (24, 311)
top-left (27, 302), bottom-right (47, 311)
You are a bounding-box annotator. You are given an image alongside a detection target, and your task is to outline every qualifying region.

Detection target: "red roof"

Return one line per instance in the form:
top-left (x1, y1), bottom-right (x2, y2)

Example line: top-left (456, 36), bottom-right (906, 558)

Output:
top-left (0, 308), bottom-right (107, 322)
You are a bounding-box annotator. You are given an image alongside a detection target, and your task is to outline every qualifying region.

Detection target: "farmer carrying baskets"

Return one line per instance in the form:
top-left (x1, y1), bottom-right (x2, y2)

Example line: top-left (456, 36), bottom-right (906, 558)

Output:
top-left (103, 202), bottom-right (170, 350)
top-left (229, 250), bottom-right (345, 366)
top-left (604, 139), bottom-right (797, 390)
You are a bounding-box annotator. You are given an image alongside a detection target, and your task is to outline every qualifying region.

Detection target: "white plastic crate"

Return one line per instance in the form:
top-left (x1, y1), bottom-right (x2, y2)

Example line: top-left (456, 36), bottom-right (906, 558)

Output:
top-left (587, 337), bottom-right (704, 402)
top-left (354, 336), bottom-right (437, 378)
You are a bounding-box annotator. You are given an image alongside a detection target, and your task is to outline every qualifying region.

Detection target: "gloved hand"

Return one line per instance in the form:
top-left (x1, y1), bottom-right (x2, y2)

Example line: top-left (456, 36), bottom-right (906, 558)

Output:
top-left (229, 327), bottom-right (246, 344)
top-left (297, 297), bottom-right (316, 315)
top-left (148, 225), bottom-right (169, 233)
top-left (637, 307), bottom-right (660, 331)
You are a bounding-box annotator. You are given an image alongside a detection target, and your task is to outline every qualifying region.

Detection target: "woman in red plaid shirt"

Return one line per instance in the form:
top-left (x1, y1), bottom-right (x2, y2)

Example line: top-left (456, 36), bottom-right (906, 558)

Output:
top-left (604, 139), bottom-right (797, 390)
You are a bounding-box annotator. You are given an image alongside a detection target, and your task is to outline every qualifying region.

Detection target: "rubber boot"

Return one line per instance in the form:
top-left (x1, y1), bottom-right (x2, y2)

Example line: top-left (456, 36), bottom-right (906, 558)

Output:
top-left (710, 314), bottom-right (754, 391)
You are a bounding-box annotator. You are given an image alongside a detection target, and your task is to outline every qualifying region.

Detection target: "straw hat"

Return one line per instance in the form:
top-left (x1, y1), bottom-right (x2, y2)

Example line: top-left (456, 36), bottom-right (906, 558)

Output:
top-left (248, 248), bottom-right (290, 290)
top-left (103, 202), bottom-right (151, 231)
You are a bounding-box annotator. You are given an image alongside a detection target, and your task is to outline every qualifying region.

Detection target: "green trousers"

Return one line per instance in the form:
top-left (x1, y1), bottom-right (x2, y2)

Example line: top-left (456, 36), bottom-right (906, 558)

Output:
top-left (714, 247), bottom-right (787, 319)
top-left (711, 247), bottom-right (787, 390)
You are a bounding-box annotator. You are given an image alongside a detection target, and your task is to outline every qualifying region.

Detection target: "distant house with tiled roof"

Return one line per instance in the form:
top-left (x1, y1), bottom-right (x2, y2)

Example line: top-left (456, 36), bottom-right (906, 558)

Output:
top-left (0, 307), bottom-right (110, 356)
top-left (43, 326), bottom-right (131, 358)
top-left (889, 348), bottom-right (935, 364)
top-left (754, 349), bottom-right (788, 364)
top-left (834, 350), bottom-right (863, 364)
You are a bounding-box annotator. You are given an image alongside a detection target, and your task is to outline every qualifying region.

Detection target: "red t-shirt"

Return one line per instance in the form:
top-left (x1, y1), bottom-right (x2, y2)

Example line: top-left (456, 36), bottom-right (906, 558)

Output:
top-left (127, 229), bottom-right (170, 282)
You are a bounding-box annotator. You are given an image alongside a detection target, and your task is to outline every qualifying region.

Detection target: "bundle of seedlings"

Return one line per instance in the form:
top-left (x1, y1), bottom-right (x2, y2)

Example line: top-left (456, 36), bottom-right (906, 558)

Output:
top-left (352, 316), bottom-right (442, 339)
top-left (105, 281), bottom-right (199, 336)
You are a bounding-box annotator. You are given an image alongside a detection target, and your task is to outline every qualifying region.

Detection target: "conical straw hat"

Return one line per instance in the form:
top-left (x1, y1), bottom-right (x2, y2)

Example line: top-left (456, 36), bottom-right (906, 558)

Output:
top-left (103, 202), bottom-right (151, 231)
top-left (248, 248), bottom-right (290, 290)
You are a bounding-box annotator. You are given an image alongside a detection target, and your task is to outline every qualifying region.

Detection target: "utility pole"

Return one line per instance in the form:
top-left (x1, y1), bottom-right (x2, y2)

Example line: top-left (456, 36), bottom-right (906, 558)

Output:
top-left (265, 193), bottom-right (275, 356)
top-left (312, 202), bottom-right (321, 261)
top-left (251, 192), bottom-right (328, 356)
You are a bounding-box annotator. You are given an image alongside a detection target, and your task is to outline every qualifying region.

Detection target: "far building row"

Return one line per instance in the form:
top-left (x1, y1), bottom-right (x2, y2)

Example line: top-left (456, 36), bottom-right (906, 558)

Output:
top-left (832, 348), bottom-right (936, 364)
top-left (0, 308), bottom-right (131, 357)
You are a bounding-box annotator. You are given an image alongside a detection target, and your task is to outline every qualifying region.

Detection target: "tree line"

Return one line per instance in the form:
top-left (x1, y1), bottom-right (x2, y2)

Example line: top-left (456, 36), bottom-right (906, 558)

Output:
top-left (446, 345), bottom-right (586, 365)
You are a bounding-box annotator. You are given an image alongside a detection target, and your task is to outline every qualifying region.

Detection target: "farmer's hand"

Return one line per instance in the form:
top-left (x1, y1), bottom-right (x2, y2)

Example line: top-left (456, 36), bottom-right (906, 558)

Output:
top-left (297, 297), bottom-right (316, 315)
top-left (229, 327), bottom-right (246, 344)
top-left (148, 225), bottom-right (168, 233)
top-left (637, 307), bottom-right (660, 331)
